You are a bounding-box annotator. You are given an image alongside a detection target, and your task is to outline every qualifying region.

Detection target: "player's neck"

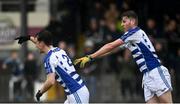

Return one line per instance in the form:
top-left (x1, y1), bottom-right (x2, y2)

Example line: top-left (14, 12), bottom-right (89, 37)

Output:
top-left (126, 26), bottom-right (138, 32)
top-left (44, 46), bottom-right (53, 54)
top-left (130, 26), bottom-right (137, 30)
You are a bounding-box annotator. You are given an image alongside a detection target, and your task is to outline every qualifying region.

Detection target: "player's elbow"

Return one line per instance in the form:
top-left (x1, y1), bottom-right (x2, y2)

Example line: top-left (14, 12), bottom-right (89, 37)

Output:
top-left (51, 79), bottom-right (56, 85)
top-left (48, 78), bottom-right (56, 85)
top-left (47, 73), bottom-right (56, 85)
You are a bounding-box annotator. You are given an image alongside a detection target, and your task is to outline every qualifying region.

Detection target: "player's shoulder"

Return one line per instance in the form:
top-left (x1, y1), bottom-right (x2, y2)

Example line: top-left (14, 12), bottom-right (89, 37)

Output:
top-left (120, 27), bottom-right (141, 41)
top-left (122, 27), bottom-right (141, 36)
top-left (134, 28), bottom-right (144, 35)
top-left (135, 29), bottom-right (148, 37)
top-left (49, 47), bottom-right (66, 61)
top-left (44, 47), bottom-right (59, 63)
top-left (46, 52), bottom-right (59, 66)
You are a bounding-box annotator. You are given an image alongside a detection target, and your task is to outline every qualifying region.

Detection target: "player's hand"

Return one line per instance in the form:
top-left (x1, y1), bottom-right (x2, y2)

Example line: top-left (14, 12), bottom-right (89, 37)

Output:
top-left (74, 55), bottom-right (93, 68)
top-left (15, 36), bottom-right (30, 44)
top-left (35, 90), bottom-right (43, 102)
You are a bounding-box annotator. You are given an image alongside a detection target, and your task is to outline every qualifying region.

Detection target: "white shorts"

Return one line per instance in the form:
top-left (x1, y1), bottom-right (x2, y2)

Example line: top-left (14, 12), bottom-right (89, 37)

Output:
top-left (142, 65), bottom-right (172, 102)
top-left (64, 86), bottom-right (89, 104)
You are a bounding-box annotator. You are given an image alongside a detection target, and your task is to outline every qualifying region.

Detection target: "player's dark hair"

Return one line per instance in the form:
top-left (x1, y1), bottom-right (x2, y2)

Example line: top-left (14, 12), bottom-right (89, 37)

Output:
top-left (121, 10), bottom-right (138, 25)
top-left (36, 30), bottom-right (53, 46)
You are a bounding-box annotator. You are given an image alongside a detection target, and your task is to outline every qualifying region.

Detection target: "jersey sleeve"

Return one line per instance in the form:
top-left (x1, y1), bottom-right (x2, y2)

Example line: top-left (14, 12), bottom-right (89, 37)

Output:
top-left (44, 55), bottom-right (59, 74)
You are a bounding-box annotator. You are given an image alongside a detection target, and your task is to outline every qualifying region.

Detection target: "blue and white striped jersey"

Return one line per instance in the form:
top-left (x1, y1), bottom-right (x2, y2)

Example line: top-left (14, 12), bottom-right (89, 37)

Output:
top-left (120, 27), bottom-right (161, 73)
top-left (44, 47), bottom-right (84, 95)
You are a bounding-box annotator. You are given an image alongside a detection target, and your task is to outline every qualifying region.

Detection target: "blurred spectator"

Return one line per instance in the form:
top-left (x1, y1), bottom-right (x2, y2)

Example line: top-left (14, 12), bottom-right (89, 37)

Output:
top-left (164, 19), bottom-right (179, 55)
top-left (102, 21), bottom-right (120, 74)
top-left (121, 0), bottom-right (130, 12)
top-left (164, 19), bottom-right (179, 40)
top-left (145, 18), bottom-right (159, 38)
top-left (81, 39), bottom-right (97, 102)
top-left (67, 44), bottom-right (76, 59)
top-left (175, 14), bottom-right (180, 34)
top-left (85, 18), bottom-right (103, 47)
top-left (85, 18), bottom-right (99, 37)
top-left (82, 39), bottom-right (96, 72)
top-left (2, 50), bottom-right (23, 101)
top-left (58, 41), bottom-right (76, 59)
top-left (163, 14), bottom-right (170, 24)
top-left (89, 1), bottom-right (105, 21)
top-left (58, 41), bottom-right (67, 51)
top-left (24, 52), bottom-right (38, 101)
top-left (173, 48), bottom-right (180, 99)
top-left (104, 3), bottom-right (119, 25)
top-left (119, 49), bottom-right (136, 100)
top-left (154, 41), bottom-right (168, 66)
top-left (103, 22), bottom-right (118, 42)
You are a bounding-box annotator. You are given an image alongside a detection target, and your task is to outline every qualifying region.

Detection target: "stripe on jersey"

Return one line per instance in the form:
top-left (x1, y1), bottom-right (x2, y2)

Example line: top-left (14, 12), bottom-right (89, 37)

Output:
top-left (55, 65), bottom-right (83, 94)
top-left (134, 54), bottom-right (143, 61)
top-left (45, 58), bottom-right (53, 74)
top-left (132, 48), bottom-right (139, 54)
top-left (72, 74), bottom-right (79, 80)
top-left (132, 52), bottom-right (142, 58)
top-left (44, 50), bottom-right (53, 74)
top-left (136, 58), bottom-right (145, 65)
top-left (52, 47), bottom-right (61, 52)
top-left (70, 71), bottom-right (77, 77)
top-left (152, 52), bottom-right (161, 63)
top-left (55, 72), bottom-right (70, 93)
top-left (77, 79), bottom-right (83, 85)
top-left (137, 42), bottom-right (160, 70)
top-left (44, 50), bottom-right (53, 63)
top-left (138, 61), bottom-right (146, 68)
top-left (75, 76), bottom-right (81, 82)
top-left (64, 87), bottom-right (68, 90)
top-left (120, 27), bottom-right (140, 41)
top-left (59, 81), bottom-right (63, 84)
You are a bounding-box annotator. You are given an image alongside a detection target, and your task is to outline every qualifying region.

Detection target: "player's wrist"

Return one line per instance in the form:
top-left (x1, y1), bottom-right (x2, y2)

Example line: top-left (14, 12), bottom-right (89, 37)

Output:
top-left (86, 55), bottom-right (93, 61)
top-left (37, 90), bottom-right (43, 96)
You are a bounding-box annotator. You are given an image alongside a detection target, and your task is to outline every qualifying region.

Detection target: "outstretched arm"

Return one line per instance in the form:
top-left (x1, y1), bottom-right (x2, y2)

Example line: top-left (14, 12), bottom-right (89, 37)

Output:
top-left (98, 45), bottom-right (124, 57)
top-left (90, 39), bottom-right (124, 59)
top-left (15, 35), bottom-right (37, 44)
top-left (74, 39), bottom-right (124, 68)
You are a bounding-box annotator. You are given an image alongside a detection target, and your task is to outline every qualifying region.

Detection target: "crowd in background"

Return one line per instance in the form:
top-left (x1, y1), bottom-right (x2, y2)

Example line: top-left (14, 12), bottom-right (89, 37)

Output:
top-left (0, 0), bottom-right (180, 103)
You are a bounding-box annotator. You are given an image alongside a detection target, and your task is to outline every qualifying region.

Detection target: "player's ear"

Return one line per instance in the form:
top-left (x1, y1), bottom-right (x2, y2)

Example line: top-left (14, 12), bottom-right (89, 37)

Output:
top-left (131, 18), bottom-right (136, 25)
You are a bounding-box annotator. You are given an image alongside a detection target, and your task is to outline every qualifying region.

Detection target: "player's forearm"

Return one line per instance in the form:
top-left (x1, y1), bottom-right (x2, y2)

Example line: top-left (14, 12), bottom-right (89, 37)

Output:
top-left (99, 51), bottom-right (111, 57)
top-left (89, 39), bottom-right (124, 59)
top-left (39, 80), bottom-right (55, 94)
top-left (90, 43), bottom-right (114, 59)
top-left (99, 47), bottom-right (119, 57)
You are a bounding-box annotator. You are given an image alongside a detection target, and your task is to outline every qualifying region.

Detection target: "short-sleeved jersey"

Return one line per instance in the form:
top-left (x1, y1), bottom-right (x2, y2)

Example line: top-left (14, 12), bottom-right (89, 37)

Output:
top-left (44, 47), bottom-right (84, 95)
top-left (120, 27), bottom-right (161, 72)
